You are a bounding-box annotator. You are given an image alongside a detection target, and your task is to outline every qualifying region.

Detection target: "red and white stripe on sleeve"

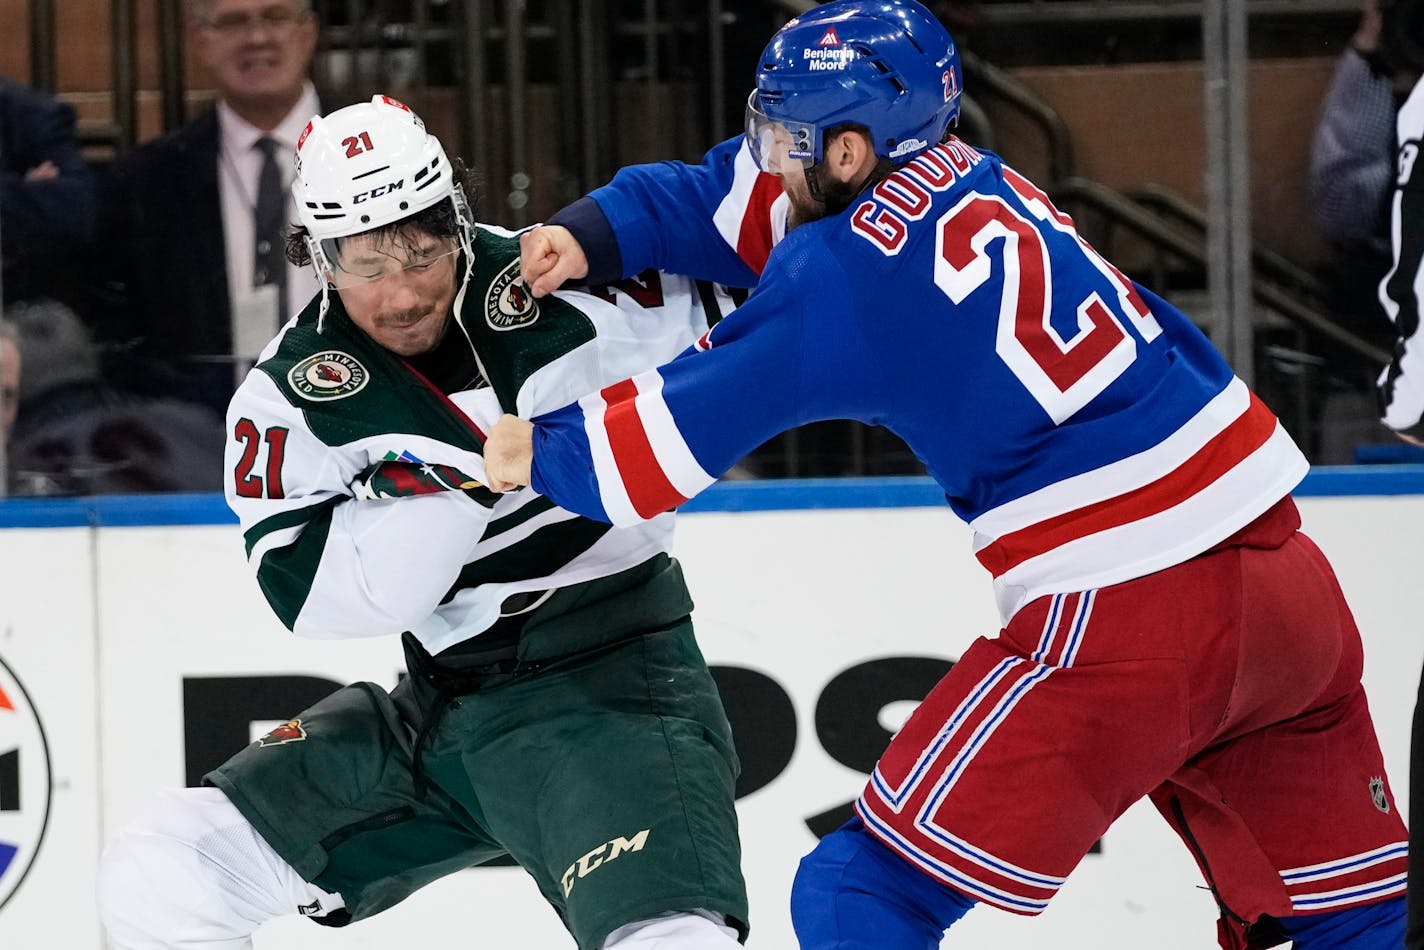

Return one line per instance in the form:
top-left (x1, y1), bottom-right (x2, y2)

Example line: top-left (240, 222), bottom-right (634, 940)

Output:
top-left (579, 369), bottom-right (716, 525)
top-left (712, 143), bottom-right (791, 276)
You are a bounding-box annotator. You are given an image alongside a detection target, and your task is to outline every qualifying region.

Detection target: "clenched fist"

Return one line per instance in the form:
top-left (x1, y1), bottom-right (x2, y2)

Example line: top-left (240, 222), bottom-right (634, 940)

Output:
top-left (519, 225), bottom-right (590, 298)
top-left (484, 414), bottom-right (535, 492)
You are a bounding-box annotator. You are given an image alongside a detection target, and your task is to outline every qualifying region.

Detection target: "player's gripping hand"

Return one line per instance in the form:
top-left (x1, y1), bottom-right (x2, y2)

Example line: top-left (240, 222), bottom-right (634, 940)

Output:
top-left (519, 225), bottom-right (589, 298)
top-left (484, 414), bottom-right (534, 492)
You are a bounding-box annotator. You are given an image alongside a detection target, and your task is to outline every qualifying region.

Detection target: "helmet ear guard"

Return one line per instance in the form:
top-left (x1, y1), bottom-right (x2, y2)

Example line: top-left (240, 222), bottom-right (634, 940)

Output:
top-left (747, 0), bottom-right (962, 170)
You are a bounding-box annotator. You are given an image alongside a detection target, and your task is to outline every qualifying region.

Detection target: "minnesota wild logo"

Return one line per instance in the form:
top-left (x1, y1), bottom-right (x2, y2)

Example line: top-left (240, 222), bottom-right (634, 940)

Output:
top-left (485, 258), bottom-right (539, 331)
top-left (257, 719), bottom-right (308, 747)
top-left (288, 351), bottom-right (369, 401)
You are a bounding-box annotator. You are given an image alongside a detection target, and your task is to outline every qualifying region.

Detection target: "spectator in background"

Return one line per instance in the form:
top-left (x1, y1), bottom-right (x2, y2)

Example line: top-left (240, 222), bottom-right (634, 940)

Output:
top-left (94, 0), bottom-right (322, 420)
top-left (1312, 0), bottom-right (1397, 293)
top-left (3, 296), bottom-right (225, 496)
top-left (1307, 0), bottom-right (1413, 461)
top-left (0, 320), bottom-right (18, 459)
top-left (0, 74), bottom-right (95, 307)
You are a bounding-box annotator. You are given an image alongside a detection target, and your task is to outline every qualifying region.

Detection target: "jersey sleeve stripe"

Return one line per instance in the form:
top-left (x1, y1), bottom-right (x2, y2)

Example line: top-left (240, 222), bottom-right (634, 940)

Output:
top-left (976, 390), bottom-right (1279, 578)
top-left (253, 501), bottom-right (338, 630)
top-left (630, 369), bottom-right (716, 498)
top-left (583, 371), bottom-right (716, 523)
top-left (242, 496), bottom-right (341, 559)
top-left (594, 377), bottom-right (688, 521)
top-left (580, 386), bottom-right (641, 525)
top-left (712, 144), bottom-right (783, 275)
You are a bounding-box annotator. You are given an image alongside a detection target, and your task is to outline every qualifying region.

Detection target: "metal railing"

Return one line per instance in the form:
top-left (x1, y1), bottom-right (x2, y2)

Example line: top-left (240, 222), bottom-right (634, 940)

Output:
top-left (961, 49), bottom-right (1075, 182)
top-left (13, 0), bottom-right (1368, 154)
top-left (962, 33), bottom-right (1387, 370)
top-left (2, 0), bottom-right (1397, 483)
top-left (1051, 177), bottom-right (1391, 367)
top-left (974, 0), bottom-right (1359, 26)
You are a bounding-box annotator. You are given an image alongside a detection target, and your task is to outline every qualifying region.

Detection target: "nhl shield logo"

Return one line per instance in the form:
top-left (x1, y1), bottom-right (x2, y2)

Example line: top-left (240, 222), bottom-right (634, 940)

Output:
top-left (257, 719), bottom-right (308, 747)
top-left (288, 352), bottom-right (369, 401)
top-left (0, 657), bottom-right (52, 913)
top-left (485, 258), bottom-right (539, 331)
top-left (1370, 776), bottom-right (1390, 813)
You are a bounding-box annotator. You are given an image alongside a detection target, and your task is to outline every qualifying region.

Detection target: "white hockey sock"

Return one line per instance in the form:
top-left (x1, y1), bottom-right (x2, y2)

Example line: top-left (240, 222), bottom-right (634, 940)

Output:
top-left (96, 786), bottom-right (343, 949)
top-left (602, 909), bottom-right (742, 948)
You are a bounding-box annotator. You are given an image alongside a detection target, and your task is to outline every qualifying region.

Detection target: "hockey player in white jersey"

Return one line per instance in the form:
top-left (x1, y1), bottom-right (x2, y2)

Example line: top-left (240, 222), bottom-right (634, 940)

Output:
top-left (94, 95), bottom-right (749, 950)
top-left (485, 2), bottom-right (1409, 948)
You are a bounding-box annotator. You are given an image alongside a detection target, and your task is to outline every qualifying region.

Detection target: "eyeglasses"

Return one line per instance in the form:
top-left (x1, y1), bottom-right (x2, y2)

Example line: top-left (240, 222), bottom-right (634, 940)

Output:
top-left (202, 5), bottom-right (308, 37)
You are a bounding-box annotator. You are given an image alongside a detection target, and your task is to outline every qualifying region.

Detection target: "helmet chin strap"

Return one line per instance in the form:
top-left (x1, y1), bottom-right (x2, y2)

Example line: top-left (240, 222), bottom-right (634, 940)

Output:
top-left (803, 159), bottom-right (832, 208)
top-left (803, 160), bottom-right (861, 221)
top-left (446, 187), bottom-right (493, 386)
top-left (308, 236), bottom-right (336, 334)
top-left (448, 187), bottom-right (477, 319)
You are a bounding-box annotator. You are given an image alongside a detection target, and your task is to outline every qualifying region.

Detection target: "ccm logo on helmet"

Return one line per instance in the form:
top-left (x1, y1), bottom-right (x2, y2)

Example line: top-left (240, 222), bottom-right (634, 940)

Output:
top-left (352, 180), bottom-right (405, 204)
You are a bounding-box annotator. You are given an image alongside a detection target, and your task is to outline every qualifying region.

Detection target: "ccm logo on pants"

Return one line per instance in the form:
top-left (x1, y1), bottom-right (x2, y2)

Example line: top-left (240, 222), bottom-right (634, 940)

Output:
top-left (562, 829), bottom-right (650, 898)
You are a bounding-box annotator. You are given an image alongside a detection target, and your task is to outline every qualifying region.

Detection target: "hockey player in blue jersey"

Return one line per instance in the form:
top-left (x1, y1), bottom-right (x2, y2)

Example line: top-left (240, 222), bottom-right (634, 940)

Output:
top-left (484, 1), bottom-right (1408, 947)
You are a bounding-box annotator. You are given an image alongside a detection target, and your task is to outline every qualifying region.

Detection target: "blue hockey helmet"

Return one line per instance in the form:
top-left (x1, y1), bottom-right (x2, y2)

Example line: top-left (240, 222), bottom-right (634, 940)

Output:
top-left (745, 0), bottom-right (962, 174)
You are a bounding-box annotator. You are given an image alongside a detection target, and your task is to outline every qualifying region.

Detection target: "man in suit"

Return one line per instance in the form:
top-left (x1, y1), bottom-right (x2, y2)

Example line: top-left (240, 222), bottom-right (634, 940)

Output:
top-left (0, 320), bottom-right (18, 451)
top-left (96, 0), bottom-right (322, 418)
top-left (0, 74), bottom-right (95, 307)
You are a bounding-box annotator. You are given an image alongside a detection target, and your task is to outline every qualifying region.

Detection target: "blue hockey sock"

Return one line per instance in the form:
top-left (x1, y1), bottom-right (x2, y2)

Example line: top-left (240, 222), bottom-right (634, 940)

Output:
top-left (1277, 897), bottom-right (1406, 949)
top-left (791, 817), bottom-right (975, 949)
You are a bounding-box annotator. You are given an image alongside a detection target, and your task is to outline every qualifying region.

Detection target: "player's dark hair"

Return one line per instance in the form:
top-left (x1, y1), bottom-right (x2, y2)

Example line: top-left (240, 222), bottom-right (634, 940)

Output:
top-left (286, 157), bottom-right (481, 266)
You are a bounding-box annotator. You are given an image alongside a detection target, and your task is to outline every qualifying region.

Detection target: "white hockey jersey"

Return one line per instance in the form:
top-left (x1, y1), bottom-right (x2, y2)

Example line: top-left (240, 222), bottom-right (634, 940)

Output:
top-left (224, 224), bottom-right (733, 653)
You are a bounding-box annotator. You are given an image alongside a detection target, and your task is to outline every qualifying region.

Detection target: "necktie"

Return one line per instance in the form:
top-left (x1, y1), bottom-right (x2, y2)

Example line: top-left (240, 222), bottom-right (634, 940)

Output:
top-left (253, 137), bottom-right (288, 318)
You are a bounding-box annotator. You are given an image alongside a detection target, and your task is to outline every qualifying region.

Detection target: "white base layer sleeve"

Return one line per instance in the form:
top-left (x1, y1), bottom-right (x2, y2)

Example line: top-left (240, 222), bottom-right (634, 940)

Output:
top-left (603, 908), bottom-right (742, 948)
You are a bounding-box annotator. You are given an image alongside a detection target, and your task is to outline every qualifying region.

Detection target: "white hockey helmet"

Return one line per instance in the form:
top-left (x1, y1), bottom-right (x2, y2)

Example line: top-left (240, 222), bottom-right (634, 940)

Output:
top-left (292, 95), bottom-right (476, 328)
top-left (294, 94), bottom-right (456, 239)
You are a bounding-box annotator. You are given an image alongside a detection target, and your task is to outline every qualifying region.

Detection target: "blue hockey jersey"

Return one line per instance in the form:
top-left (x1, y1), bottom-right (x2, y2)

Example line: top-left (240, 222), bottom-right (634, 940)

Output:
top-left (528, 136), bottom-right (1309, 622)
